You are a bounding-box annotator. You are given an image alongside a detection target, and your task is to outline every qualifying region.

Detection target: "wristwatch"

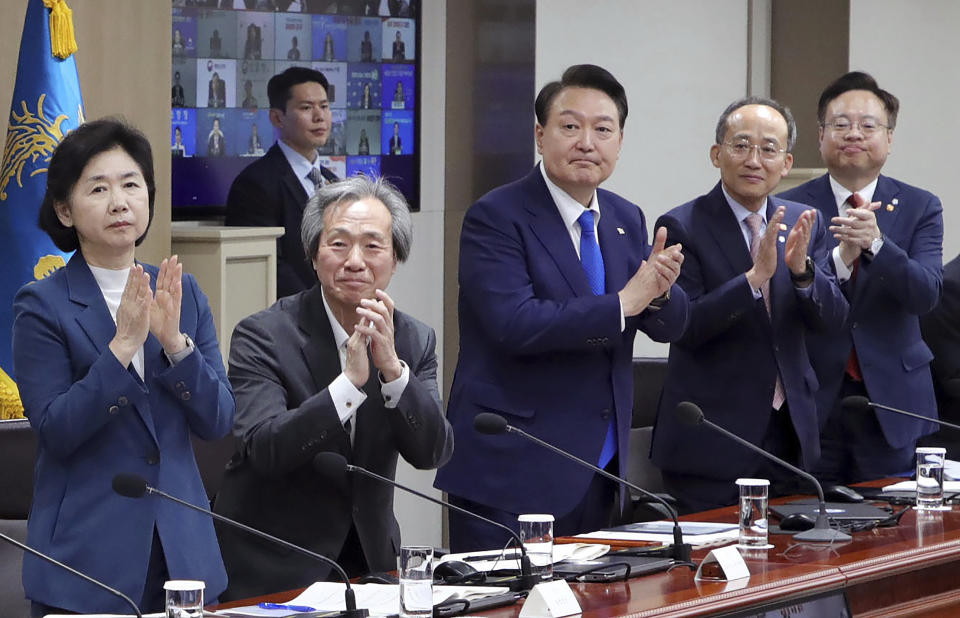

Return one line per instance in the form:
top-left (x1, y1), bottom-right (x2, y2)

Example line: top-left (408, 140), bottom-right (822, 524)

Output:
top-left (790, 256), bottom-right (815, 285)
top-left (647, 289), bottom-right (671, 311)
top-left (863, 234), bottom-right (884, 259)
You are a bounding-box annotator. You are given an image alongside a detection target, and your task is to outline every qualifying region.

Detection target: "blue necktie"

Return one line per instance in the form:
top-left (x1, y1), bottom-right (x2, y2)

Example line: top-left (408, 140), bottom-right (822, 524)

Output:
top-left (578, 210), bottom-right (616, 468)
top-left (578, 210), bottom-right (605, 295)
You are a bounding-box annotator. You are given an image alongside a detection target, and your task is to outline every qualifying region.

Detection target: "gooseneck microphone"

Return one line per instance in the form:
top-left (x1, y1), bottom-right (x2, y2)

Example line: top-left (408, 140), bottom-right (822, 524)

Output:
top-left (312, 453), bottom-right (541, 591)
top-left (0, 531), bottom-right (142, 617)
top-left (473, 412), bottom-right (694, 565)
top-left (675, 402), bottom-right (851, 542)
top-left (842, 395), bottom-right (960, 430)
top-left (112, 474), bottom-right (369, 618)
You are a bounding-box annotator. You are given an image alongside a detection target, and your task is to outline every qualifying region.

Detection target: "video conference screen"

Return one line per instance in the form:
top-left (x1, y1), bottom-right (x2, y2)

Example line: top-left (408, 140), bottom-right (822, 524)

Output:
top-left (170, 0), bottom-right (420, 218)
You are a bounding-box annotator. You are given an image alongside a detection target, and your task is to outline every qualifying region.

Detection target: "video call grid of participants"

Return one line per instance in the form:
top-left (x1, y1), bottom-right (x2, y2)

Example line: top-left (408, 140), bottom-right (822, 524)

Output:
top-left (171, 1), bottom-right (416, 177)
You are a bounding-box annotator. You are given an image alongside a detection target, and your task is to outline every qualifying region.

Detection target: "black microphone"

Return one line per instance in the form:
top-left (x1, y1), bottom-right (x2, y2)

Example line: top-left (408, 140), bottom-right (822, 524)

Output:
top-left (675, 401), bottom-right (851, 542)
top-left (473, 412), bottom-right (693, 565)
top-left (842, 395), bottom-right (960, 431)
top-left (0, 531), bottom-right (142, 617)
top-left (112, 474), bottom-right (368, 618)
top-left (312, 453), bottom-right (541, 591)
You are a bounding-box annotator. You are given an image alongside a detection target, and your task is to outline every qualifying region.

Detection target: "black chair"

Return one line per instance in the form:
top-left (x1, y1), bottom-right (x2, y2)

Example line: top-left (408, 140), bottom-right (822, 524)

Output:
top-left (0, 418), bottom-right (37, 616)
top-left (191, 433), bottom-right (237, 505)
top-left (626, 357), bottom-right (672, 521)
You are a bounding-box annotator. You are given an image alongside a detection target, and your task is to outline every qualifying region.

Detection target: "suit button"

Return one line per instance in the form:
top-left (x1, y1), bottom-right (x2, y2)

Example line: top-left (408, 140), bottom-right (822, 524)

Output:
top-left (600, 409), bottom-right (611, 420)
top-left (180, 391), bottom-right (191, 401)
top-left (602, 337), bottom-right (609, 344)
top-left (175, 381), bottom-right (186, 390)
top-left (320, 431), bottom-right (328, 440)
top-left (146, 454), bottom-right (160, 465)
top-left (108, 405), bottom-right (119, 415)
top-left (117, 396), bottom-right (129, 406)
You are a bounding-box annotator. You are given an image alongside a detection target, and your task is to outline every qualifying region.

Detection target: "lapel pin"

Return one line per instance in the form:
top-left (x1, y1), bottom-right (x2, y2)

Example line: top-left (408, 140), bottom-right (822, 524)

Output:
top-left (616, 227), bottom-right (625, 235)
top-left (886, 204), bottom-right (894, 211)
top-left (778, 223), bottom-right (787, 231)
top-left (778, 236), bottom-right (785, 243)
top-left (892, 198), bottom-right (899, 205)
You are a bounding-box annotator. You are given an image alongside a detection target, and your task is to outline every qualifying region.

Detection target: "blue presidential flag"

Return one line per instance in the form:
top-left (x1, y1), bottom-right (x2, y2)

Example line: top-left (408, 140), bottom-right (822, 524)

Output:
top-left (0, 0), bottom-right (83, 418)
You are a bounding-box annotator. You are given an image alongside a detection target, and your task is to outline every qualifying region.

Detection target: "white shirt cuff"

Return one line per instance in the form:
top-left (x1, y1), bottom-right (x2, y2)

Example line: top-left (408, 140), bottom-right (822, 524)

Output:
top-left (832, 246), bottom-right (853, 283)
top-left (330, 372), bottom-right (367, 424)
top-left (379, 360), bottom-right (409, 409)
top-left (618, 298), bottom-right (625, 332)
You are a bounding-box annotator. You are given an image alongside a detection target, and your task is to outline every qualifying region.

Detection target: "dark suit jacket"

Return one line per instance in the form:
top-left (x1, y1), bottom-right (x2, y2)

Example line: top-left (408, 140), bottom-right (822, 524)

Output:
top-left (921, 255), bottom-right (960, 450)
top-left (12, 253), bottom-right (233, 614)
top-left (779, 174), bottom-right (942, 446)
top-left (434, 166), bottom-right (689, 517)
top-left (213, 285), bottom-right (453, 600)
top-left (651, 183), bottom-right (848, 479)
top-left (224, 144), bottom-right (338, 298)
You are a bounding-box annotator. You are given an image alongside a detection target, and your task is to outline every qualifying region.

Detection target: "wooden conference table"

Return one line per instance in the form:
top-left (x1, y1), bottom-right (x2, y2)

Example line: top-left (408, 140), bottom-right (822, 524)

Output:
top-left (218, 483), bottom-right (960, 617)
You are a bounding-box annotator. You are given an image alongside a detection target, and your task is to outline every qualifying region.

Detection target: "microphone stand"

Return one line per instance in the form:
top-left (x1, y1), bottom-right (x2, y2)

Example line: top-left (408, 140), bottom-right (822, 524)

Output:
top-left (475, 413), bottom-right (693, 566)
top-left (0, 532), bottom-right (142, 617)
top-left (677, 402), bottom-right (851, 542)
top-left (843, 395), bottom-right (960, 430)
top-left (115, 477), bottom-right (368, 618)
top-left (314, 454), bottom-right (541, 591)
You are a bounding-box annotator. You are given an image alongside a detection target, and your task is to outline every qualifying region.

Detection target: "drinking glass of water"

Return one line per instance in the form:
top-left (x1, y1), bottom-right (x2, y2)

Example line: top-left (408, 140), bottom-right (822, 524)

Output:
top-left (399, 545), bottom-right (434, 618)
top-left (164, 580), bottom-right (204, 618)
top-left (735, 478), bottom-right (773, 549)
top-left (916, 446), bottom-right (948, 510)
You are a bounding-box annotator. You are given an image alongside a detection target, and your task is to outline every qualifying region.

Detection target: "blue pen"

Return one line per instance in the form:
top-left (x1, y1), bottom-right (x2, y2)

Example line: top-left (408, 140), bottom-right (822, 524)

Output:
top-left (258, 602), bottom-right (318, 612)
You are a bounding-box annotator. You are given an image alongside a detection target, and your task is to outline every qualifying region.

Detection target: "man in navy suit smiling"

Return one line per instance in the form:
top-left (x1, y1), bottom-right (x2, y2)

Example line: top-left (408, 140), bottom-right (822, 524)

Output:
top-left (651, 97), bottom-right (848, 513)
top-left (779, 72), bottom-right (943, 484)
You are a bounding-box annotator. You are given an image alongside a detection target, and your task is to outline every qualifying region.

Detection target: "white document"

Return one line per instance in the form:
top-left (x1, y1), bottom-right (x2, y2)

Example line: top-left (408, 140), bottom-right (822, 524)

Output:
top-left (277, 582), bottom-right (509, 616)
top-left (575, 521), bottom-right (739, 547)
top-left (883, 480), bottom-right (960, 493)
top-left (438, 542), bottom-right (609, 572)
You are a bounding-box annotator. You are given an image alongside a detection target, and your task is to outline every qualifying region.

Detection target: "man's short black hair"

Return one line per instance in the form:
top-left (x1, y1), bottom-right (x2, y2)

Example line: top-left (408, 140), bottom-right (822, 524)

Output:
top-left (267, 66), bottom-right (330, 111)
top-left (817, 71), bottom-right (900, 130)
top-left (38, 118), bottom-right (156, 252)
top-left (534, 64), bottom-right (628, 128)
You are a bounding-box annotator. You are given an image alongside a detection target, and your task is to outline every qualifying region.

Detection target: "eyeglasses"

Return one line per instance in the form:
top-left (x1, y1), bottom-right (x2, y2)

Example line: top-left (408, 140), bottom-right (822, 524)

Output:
top-left (822, 117), bottom-right (890, 136)
top-left (722, 141), bottom-right (786, 161)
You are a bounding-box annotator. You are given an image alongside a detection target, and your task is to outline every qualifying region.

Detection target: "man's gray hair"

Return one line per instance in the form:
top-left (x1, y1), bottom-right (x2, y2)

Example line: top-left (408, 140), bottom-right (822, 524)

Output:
top-left (301, 175), bottom-right (413, 263)
top-left (714, 95), bottom-right (798, 152)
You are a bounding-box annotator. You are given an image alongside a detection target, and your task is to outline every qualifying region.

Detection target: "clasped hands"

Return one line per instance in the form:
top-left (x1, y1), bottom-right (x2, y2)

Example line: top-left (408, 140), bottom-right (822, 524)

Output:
top-left (828, 200), bottom-right (882, 267)
top-left (746, 206), bottom-right (817, 290)
top-left (619, 226), bottom-right (684, 317)
top-left (109, 256), bottom-right (186, 368)
top-left (344, 289), bottom-right (403, 388)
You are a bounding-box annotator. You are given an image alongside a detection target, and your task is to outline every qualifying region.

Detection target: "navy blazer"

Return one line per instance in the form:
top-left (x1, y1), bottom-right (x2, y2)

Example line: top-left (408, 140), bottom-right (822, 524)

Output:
top-left (779, 174), bottom-right (942, 445)
top-left (224, 143), bottom-right (338, 298)
top-left (434, 166), bottom-right (689, 517)
top-left (12, 253), bottom-right (234, 614)
top-left (651, 183), bottom-right (848, 479)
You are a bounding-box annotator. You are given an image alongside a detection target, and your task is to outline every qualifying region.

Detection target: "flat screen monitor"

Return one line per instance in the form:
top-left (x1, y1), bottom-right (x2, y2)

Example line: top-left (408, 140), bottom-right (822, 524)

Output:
top-left (170, 0), bottom-right (420, 219)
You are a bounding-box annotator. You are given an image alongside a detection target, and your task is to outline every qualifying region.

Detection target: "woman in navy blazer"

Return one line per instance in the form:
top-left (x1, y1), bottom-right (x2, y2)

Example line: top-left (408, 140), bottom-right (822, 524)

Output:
top-left (12, 119), bottom-right (234, 615)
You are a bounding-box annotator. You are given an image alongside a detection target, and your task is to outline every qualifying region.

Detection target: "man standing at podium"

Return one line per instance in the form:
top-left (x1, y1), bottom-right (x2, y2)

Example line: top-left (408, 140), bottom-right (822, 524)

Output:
top-left (225, 67), bottom-right (339, 298)
top-left (435, 64), bottom-right (689, 550)
top-left (651, 97), bottom-right (848, 513)
top-left (778, 72), bottom-right (943, 483)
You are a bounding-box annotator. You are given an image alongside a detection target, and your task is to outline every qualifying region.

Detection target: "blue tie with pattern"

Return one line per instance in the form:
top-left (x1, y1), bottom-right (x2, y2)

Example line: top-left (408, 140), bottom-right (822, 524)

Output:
top-left (578, 210), bottom-right (616, 468)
